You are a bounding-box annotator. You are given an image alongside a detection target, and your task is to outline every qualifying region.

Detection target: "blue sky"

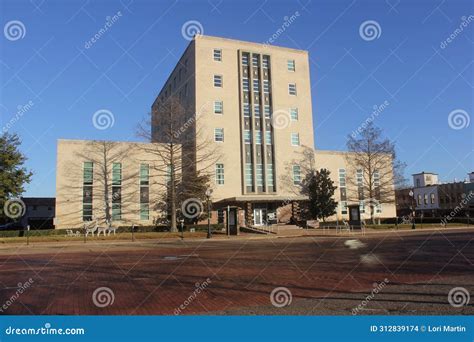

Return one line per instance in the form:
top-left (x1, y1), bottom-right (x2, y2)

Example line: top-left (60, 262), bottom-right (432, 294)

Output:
top-left (0, 0), bottom-right (473, 197)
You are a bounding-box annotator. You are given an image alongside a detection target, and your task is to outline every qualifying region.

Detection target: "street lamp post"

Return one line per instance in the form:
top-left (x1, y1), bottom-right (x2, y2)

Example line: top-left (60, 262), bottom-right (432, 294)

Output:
top-left (409, 190), bottom-right (416, 230)
top-left (205, 188), bottom-right (213, 239)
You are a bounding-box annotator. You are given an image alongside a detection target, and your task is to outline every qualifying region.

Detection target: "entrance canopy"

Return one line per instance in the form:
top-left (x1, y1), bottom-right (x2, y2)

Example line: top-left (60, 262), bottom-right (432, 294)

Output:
top-left (213, 195), bottom-right (308, 208)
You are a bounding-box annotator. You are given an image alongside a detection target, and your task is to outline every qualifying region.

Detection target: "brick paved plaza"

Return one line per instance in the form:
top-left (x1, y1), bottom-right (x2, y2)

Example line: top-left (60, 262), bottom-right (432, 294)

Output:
top-left (0, 229), bottom-right (473, 315)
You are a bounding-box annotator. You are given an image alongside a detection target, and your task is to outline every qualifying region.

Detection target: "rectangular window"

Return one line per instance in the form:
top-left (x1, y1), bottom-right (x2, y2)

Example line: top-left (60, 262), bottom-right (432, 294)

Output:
top-left (424, 194), bottom-right (428, 205)
top-left (417, 194), bottom-right (422, 205)
top-left (374, 170), bottom-right (380, 186)
top-left (83, 162), bottom-right (93, 221)
top-left (140, 203), bottom-right (149, 221)
top-left (290, 108), bottom-right (298, 121)
top-left (340, 187), bottom-right (347, 201)
top-left (216, 163), bottom-right (224, 185)
top-left (253, 79), bottom-right (260, 93)
top-left (267, 164), bottom-right (274, 187)
top-left (166, 164), bottom-right (172, 183)
top-left (265, 131), bottom-right (272, 145)
top-left (112, 163), bottom-right (122, 186)
top-left (430, 193), bottom-right (435, 204)
top-left (244, 130), bottom-right (251, 144)
top-left (83, 161), bottom-right (93, 185)
top-left (112, 186), bottom-right (121, 221)
top-left (214, 128), bottom-right (224, 142)
top-left (214, 101), bottom-right (223, 114)
top-left (214, 75), bottom-right (222, 87)
top-left (338, 169), bottom-right (346, 187)
top-left (245, 163), bottom-right (253, 186)
top-left (287, 60), bottom-right (295, 71)
top-left (262, 55), bottom-right (270, 69)
top-left (111, 162), bottom-right (122, 221)
top-left (341, 201), bottom-right (348, 215)
top-left (288, 83), bottom-right (297, 95)
top-left (293, 165), bottom-right (301, 185)
top-left (140, 164), bottom-right (149, 220)
top-left (213, 49), bottom-right (222, 61)
top-left (255, 131), bottom-right (262, 145)
top-left (140, 163), bottom-right (149, 186)
top-left (243, 103), bottom-right (251, 117)
top-left (359, 201), bottom-right (365, 214)
top-left (263, 80), bottom-right (269, 93)
top-left (242, 78), bottom-right (249, 91)
top-left (376, 203), bottom-right (382, 214)
top-left (264, 105), bottom-right (271, 118)
top-left (242, 54), bottom-right (249, 66)
top-left (252, 55), bottom-right (259, 67)
top-left (291, 133), bottom-right (300, 146)
top-left (254, 104), bottom-right (261, 117)
top-left (356, 169), bottom-right (364, 200)
top-left (256, 164), bottom-right (264, 186)
top-left (339, 168), bottom-right (347, 214)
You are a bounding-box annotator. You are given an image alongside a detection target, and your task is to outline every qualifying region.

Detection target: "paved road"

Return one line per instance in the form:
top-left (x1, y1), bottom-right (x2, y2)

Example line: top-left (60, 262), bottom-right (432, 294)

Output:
top-left (0, 229), bottom-right (472, 315)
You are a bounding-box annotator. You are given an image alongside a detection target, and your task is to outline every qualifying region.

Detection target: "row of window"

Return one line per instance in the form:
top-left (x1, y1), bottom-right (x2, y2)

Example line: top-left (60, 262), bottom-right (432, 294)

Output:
top-left (213, 49), bottom-right (296, 72)
top-left (214, 128), bottom-right (299, 146)
top-left (244, 163), bottom-right (275, 187)
top-left (213, 74), bottom-right (297, 96)
top-left (417, 193), bottom-right (436, 205)
top-left (338, 168), bottom-right (383, 214)
top-left (82, 162), bottom-right (150, 222)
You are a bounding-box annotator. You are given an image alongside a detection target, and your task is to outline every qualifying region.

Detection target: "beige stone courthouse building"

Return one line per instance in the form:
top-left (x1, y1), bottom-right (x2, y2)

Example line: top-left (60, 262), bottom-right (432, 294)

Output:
top-left (55, 35), bottom-right (396, 230)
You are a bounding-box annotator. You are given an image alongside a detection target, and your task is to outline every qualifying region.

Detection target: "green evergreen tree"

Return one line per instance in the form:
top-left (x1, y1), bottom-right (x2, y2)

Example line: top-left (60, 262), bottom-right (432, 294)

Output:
top-left (0, 133), bottom-right (32, 220)
top-left (302, 168), bottom-right (337, 222)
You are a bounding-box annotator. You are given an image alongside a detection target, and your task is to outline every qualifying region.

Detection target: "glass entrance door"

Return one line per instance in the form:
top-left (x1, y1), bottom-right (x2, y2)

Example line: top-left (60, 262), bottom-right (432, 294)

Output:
top-left (253, 209), bottom-right (266, 226)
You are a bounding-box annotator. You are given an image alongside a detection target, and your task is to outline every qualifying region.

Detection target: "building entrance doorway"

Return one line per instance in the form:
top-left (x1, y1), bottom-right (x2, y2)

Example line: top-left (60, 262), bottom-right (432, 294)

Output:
top-left (253, 208), bottom-right (267, 226)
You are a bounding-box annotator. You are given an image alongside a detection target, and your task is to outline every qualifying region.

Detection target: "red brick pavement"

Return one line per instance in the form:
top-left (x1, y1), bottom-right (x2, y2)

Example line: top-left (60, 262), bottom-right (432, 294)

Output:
top-left (0, 231), bottom-right (472, 315)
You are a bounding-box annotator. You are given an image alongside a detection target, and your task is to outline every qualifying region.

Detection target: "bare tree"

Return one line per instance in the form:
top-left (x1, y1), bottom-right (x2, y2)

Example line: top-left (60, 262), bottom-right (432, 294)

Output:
top-left (345, 122), bottom-right (405, 223)
top-left (138, 96), bottom-right (221, 231)
top-left (61, 140), bottom-right (138, 226)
